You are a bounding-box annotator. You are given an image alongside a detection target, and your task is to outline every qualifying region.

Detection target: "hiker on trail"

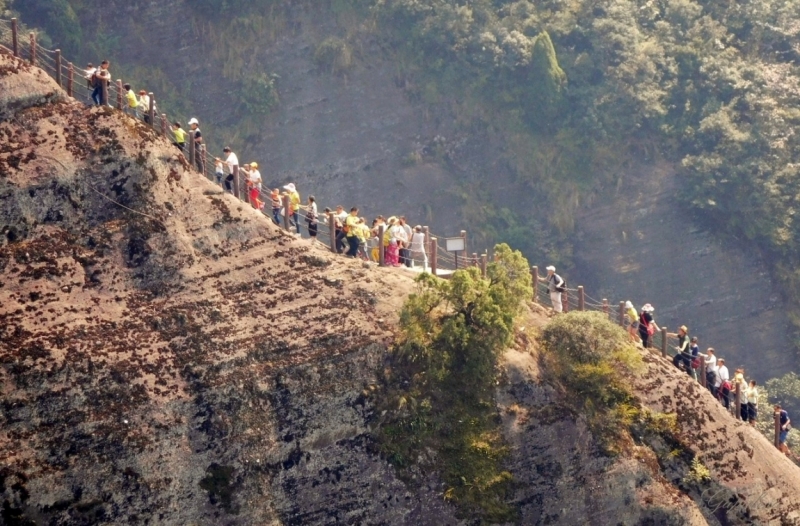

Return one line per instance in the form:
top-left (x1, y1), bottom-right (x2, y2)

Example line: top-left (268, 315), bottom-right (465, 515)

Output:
top-left (747, 380), bottom-right (759, 426)
top-left (334, 205), bottom-right (348, 253)
top-left (247, 163), bottom-right (262, 209)
top-left (717, 358), bottom-right (731, 409)
top-left (345, 207), bottom-right (360, 257)
top-left (384, 217), bottom-right (400, 266)
top-left (124, 84), bottom-right (138, 117)
top-left (188, 118), bottom-right (205, 173)
top-left (305, 196), bottom-right (318, 239)
top-left (410, 225), bottom-right (427, 270)
top-left (733, 370), bottom-right (749, 421)
top-left (688, 336), bottom-right (700, 381)
top-left (398, 217), bottom-right (413, 267)
top-left (624, 301), bottom-right (640, 343)
top-left (701, 348), bottom-right (718, 396)
top-left (172, 122), bottom-right (186, 151)
top-left (356, 217), bottom-right (371, 260)
top-left (538, 266), bottom-right (565, 313)
top-left (214, 158), bottom-right (224, 186)
top-left (775, 405), bottom-right (792, 456)
top-left (638, 304), bottom-right (660, 347)
top-left (282, 183), bottom-right (301, 234)
top-left (92, 61), bottom-right (111, 106)
top-left (671, 325), bottom-right (692, 375)
top-left (138, 90), bottom-right (151, 123)
top-left (85, 63), bottom-right (96, 102)
top-left (366, 219), bottom-right (380, 262)
top-left (393, 218), bottom-right (410, 267)
top-left (220, 147), bottom-right (239, 195)
top-left (270, 189), bottom-right (281, 225)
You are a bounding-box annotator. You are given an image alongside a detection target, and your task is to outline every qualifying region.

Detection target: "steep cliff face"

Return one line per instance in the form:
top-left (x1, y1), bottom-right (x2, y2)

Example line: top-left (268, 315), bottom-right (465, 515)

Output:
top-left (0, 51), bottom-right (460, 525)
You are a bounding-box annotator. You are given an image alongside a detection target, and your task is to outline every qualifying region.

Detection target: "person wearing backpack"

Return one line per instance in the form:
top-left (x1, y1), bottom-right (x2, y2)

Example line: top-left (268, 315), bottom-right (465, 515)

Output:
top-left (537, 266), bottom-right (565, 313)
top-left (671, 325), bottom-right (692, 374)
top-left (637, 304), bottom-right (660, 348)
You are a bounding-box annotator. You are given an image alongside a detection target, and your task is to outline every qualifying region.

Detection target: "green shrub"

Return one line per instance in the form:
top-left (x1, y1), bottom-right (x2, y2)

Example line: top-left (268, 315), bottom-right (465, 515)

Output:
top-left (313, 37), bottom-right (354, 75)
top-left (541, 311), bottom-right (643, 454)
top-left (235, 72), bottom-right (280, 115)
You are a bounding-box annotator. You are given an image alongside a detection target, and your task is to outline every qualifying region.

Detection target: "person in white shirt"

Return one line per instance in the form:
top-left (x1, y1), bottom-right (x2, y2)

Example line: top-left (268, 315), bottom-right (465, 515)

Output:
top-left (409, 225), bottom-right (427, 270)
top-left (137, 90), bottom-right (151, 123)
top-left (84, 63), bottom-right (97, 103)
top-left (746, 380), bottom-right (759, 426)
top-left (717, 359), bottom-right (731, 409)
top-left (398, 217), bottom-right (414, 267)
top-left (246, 162), bottom-right (262, 209)
top-left (305, 196), bottom-right (318, 239)
top-left (701, 348), bottom-right (718, 396)
top-left (220, 147), bottom-right (238, 194)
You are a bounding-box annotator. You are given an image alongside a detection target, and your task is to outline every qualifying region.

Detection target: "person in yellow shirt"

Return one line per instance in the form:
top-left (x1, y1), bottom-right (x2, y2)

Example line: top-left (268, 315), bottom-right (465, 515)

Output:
top-left (355, 217), bottom-right (371, 260)
top-left (123, 84), bottom-right (138, 117)
top-left (345, 207), bottom-right (360, 257)
top-left (283, 183), bottom-right (301, 234)
top-left (171, 122), bottom-right (186, 151)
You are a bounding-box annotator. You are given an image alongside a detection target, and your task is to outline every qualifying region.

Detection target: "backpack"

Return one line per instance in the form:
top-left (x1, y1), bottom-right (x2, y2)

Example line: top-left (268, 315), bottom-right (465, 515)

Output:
top-left (551, 274), bottom-right (566, 293)
top-left (691, 358), bottom-right (700, 369)
top-left (640, 312), bottom-right (655, 335)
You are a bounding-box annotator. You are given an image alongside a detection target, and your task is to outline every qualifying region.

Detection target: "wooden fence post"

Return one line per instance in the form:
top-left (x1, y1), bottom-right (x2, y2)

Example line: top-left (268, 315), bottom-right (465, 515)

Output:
top-left (562, 282), bottom-right (569, 313)
top-left (578, 286), bottom-right (585, 311)
top-left (661, 327), bottom-right (668, 357)
top-left (480, 253), bottom-right (487, 277)
top-left (700, 358), bottom-right (707, 388)
top-left (11, 18), bottom-right (18, 57)
top-left (116, 80), bottom-right (123, 110)
top-left (531, 266), bottom-right (539, 303)
top-left (55, 49), bottom-right (62, 86)
top-left (148, 92), bottom-right (155, 128)
top-left (29, 32), bottom-right (36, 66)
top-left (328, 212), bottom-right (336, 254)
top-left (379, 225), bottom-right (386, 266)
top-left (67, 62), bottom-right (74, 98)
top-left (618, 301), bottom-right (625, 326)
top-left (189, 135), bottom-right (196, 170)
top-left (602, 299), bottom-right (609, 315)
top-left (430, 236), bottom-right (437, 276)
top-left (161, 114), bottom-right (169, 138)
top-left (735, 382), bottom-right (742, 420)
top-left (101, 76), bottom-right (108, 107)
top-left (282, 195), bottom-right (290, 231)
top-left (774, 409), bottom-right (781, 449)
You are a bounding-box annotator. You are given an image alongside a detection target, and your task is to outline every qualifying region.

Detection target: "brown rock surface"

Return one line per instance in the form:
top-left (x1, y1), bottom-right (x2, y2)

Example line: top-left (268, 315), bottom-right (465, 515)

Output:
top-left (0, 50), bottom-right (459, 525)
top-left (3, 50), bottom-right (800, 525)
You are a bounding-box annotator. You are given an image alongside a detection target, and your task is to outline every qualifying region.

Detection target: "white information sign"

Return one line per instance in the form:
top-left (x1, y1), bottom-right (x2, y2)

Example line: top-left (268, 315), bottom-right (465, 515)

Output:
top-left (445, 237), bottom-right (465, 252)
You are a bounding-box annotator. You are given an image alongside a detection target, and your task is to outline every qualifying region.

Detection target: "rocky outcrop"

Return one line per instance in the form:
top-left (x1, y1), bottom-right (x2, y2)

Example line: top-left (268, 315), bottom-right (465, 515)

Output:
top-left (0, 50), bottom-right (460, 525)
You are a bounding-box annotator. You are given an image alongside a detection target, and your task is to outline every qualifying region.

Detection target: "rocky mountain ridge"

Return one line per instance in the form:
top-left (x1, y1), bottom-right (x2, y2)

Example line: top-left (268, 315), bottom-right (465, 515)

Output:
top-left (2, 50), bottom-right (800, 525)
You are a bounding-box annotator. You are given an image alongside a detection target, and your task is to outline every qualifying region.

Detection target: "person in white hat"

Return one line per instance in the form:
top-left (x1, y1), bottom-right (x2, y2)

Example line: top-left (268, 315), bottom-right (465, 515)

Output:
top-left (637, 303), bottom-right (660, 348)
top-left (624, 300), bottom-right (640, 342)
top-left (282, 183), bottom-right (301, 233)
top-left (537, 265), bottom-right (565, 313)
top-left (188, 118), bottom-right (205, 173)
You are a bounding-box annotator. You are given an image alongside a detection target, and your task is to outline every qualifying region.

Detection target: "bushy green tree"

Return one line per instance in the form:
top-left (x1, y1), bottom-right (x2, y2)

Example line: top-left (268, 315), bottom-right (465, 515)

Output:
top-left (378, 243), bottom-right (530, 521)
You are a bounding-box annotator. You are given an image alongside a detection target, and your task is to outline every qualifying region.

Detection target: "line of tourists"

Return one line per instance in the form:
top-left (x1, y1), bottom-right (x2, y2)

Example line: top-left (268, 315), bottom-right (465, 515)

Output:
top-left (538, 266), bottom-right (793, 459)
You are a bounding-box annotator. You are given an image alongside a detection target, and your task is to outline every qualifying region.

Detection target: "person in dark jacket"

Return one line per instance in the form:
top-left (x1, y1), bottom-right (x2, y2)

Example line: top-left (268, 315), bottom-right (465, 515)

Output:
top-left (638, 304), bottom-right (660, 348)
